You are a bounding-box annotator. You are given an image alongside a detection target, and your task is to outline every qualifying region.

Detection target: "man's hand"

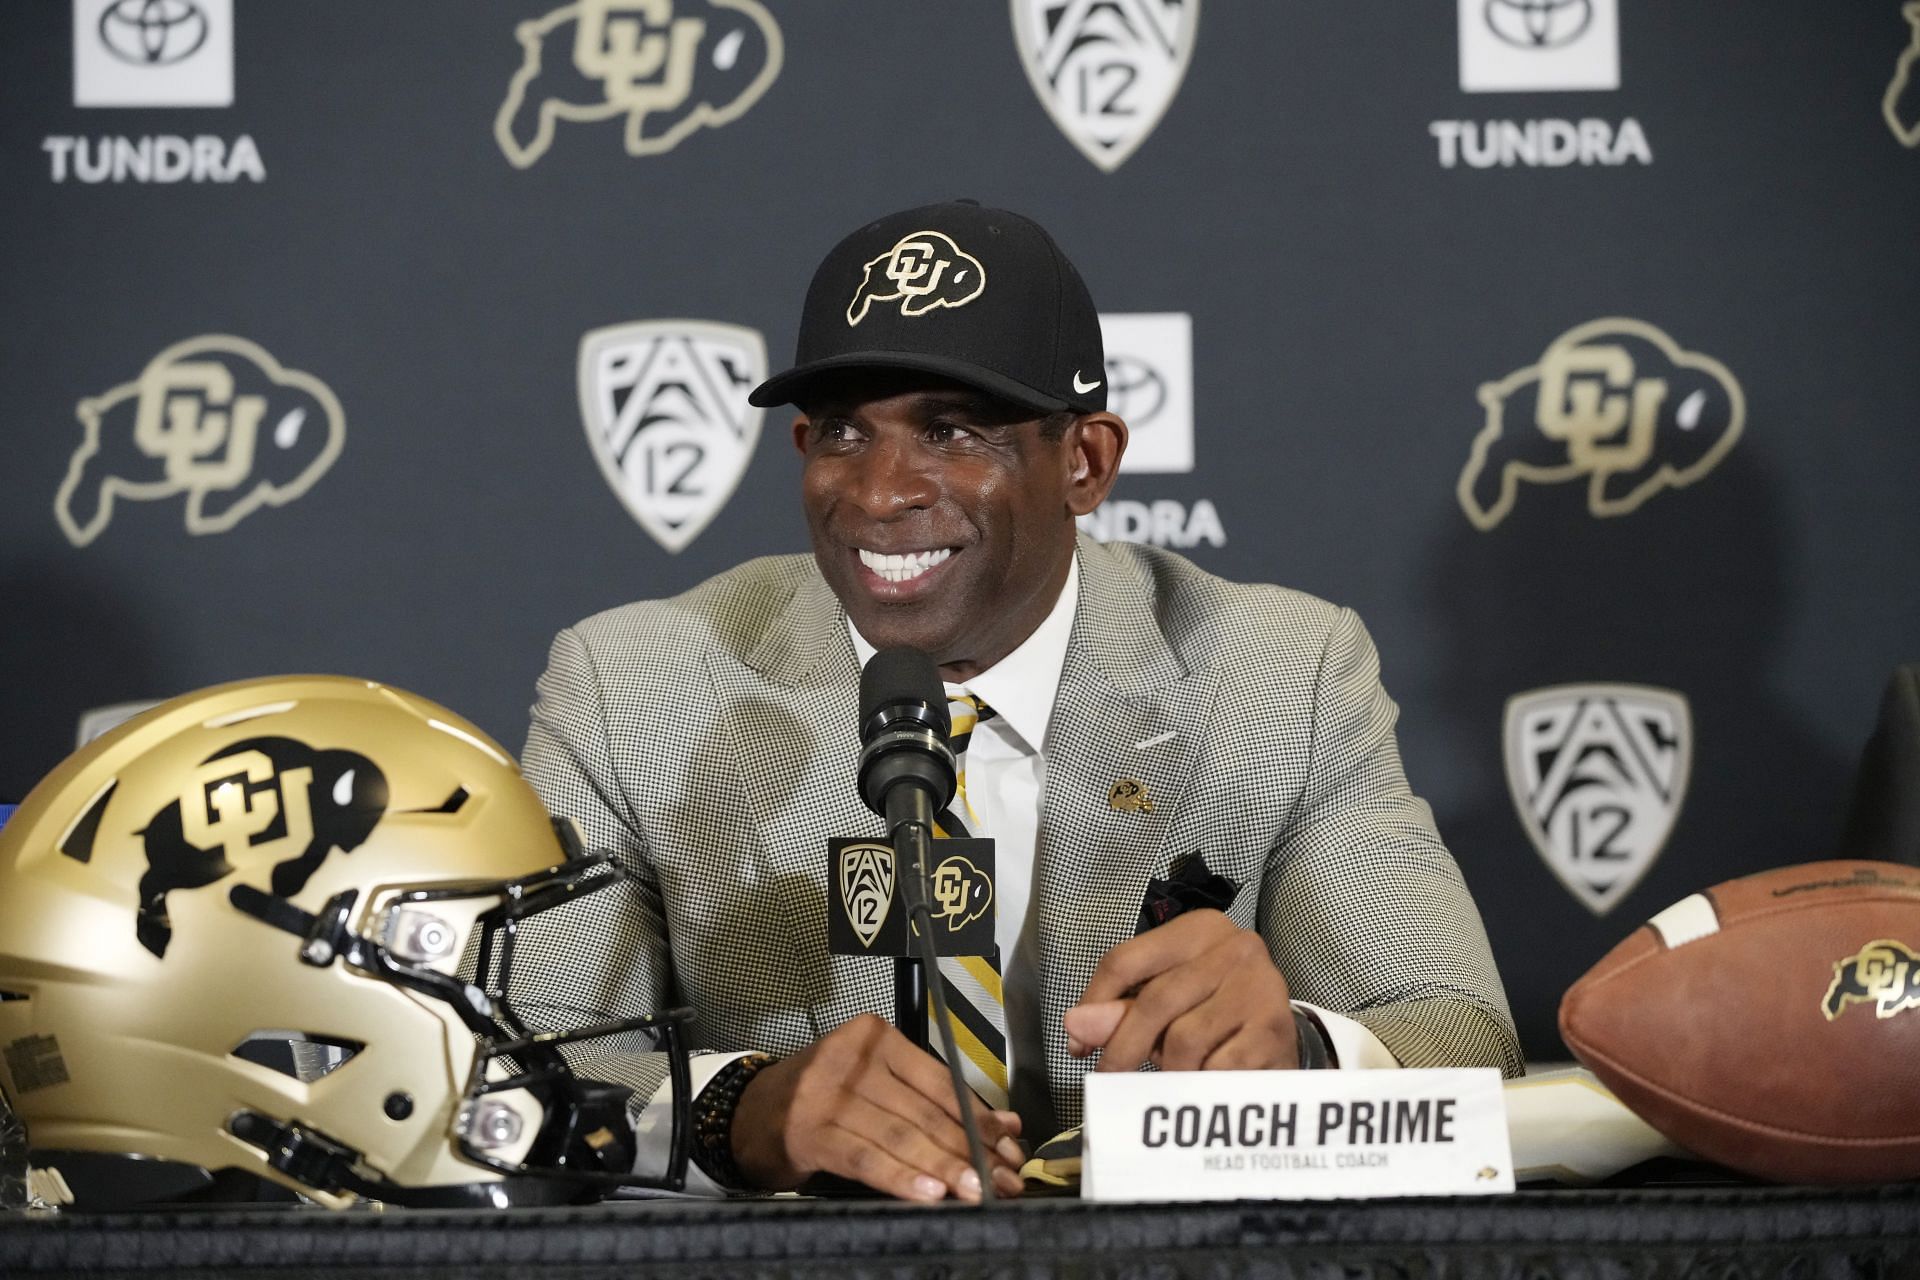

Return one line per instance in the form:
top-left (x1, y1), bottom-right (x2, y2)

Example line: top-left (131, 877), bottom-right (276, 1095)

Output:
top-left (1063, 909), bottom-right (1300, 1072)
top-left (729, 1014), bottom-right (1026, 1201)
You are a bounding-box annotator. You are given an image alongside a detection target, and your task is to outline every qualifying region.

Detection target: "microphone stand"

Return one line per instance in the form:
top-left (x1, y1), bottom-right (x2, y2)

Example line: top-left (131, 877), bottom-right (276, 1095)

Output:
top-left (891, 812), bottom-right (996, 1204)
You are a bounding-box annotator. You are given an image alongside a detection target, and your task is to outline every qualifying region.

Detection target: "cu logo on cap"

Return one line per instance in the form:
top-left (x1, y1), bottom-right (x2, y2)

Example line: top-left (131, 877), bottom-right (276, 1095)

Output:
top-left (846, 231), bottom-right (986, 326)
top-left (98, 0), bottom-right (211, 66)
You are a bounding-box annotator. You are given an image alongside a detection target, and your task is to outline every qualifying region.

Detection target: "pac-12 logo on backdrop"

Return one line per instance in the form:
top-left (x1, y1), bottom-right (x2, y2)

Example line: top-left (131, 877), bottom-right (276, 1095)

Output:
top-left (56, 336), bottom-right (345, 548)
top-left (1456, 318), bottom-right (1744, 531)
top-left (1458, 0), bottom-right (1618, 92)
top-left (1504, 684), bottom-right (1691, 917)
top-left (1887, 2), bottom-right (1920, 147)
top-left (1011, 0), bottom-right (1199, 173)
top-left (495, 0), bottom-right (782, 168)
top-left (75, 0), bottom-right (234, 107)
top-left (577, 320), bottom-right (765, 553)
top-left (1099, 312), bottom-right (1193, 474)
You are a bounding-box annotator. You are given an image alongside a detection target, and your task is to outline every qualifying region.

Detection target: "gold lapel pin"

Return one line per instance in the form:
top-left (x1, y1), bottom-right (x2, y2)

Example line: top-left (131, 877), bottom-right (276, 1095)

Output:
top-left (1108, 779), bottom-right (1153, 814)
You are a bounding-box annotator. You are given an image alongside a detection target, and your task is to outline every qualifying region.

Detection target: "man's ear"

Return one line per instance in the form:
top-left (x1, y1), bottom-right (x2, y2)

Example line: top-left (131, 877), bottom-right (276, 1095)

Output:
top-left (1065, 413), bottom-right (1128, 517)
top-left (790, 414), bottom-right (811, 454)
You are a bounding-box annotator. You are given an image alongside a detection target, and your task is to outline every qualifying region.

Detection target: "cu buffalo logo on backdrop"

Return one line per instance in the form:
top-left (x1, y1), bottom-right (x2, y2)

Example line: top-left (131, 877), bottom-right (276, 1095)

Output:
top-left (1887, 3), bottom-right (1920, 147)
top-left (118, 738), bottom-right (389, 958)
top-left (1503, 684), bottom-right (1692, 917)
top-left (1011, 0), bottom-right (1199, 173)
top-left (577, 320), bottom-right (766, 553)
top-left (55, 335), bottom-right (345, 548)
top-left (1456, 318), bottom-right (1744, 531)
top-left (847, 231), bottom-right (987, 325)
top-left (495, 0), bottom-right (782, 168)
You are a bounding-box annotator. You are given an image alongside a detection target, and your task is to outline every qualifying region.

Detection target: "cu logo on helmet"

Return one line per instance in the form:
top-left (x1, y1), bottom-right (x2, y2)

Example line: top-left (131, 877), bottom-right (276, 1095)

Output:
top-left (1483, 0), bottom-right (1593, 49)
top-left (98, 0), bottom-right (211, 66)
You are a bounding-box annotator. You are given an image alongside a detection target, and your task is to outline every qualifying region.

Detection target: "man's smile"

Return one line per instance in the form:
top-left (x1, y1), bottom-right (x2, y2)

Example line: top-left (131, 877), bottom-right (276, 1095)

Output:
top-left (853, 545), bottom-right (960, 597)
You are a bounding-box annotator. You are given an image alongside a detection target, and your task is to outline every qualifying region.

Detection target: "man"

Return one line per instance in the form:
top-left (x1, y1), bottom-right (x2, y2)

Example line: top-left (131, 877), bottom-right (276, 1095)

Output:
top-left (521, 200), bottom-right (1520, 1203)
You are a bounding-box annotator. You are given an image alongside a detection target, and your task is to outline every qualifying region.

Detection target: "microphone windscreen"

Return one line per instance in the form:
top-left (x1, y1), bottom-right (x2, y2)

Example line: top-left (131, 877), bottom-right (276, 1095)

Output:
top-left (859, 647), bottom-right (950, 738)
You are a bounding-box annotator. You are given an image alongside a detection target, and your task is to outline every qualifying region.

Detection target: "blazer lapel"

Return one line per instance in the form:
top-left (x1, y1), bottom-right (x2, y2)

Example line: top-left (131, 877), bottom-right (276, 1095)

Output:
top-left (1032, 540), bottom-right (1219, 1120)
top-left (710, 569), bottom-right (892, 1041)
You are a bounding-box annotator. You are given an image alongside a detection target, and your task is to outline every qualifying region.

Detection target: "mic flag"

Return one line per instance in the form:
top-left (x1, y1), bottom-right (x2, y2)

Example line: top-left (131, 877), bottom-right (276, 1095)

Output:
top-left (1137, 852), bottom-right (1240, 935)
top-left (826, 836), bottom-right (996, 958)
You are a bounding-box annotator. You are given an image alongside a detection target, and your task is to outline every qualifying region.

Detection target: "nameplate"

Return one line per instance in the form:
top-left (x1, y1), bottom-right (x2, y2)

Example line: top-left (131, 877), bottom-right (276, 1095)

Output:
top-left (1081, 1069), bottom-right (1514, 1201)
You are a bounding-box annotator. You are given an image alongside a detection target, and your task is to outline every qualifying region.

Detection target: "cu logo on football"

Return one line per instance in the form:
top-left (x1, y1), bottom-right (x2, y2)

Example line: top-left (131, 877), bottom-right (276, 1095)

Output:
top-left (1503, 684), bottom-right (1692, 916)
top-left (577, 320), bottom-right (766, 553)
top-left (1011, 0), bottom-right (1199, 173)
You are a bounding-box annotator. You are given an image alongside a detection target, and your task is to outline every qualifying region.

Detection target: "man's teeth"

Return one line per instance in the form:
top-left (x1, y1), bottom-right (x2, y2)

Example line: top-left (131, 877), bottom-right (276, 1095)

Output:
top-left (859, 548), bottom-right (953, 583)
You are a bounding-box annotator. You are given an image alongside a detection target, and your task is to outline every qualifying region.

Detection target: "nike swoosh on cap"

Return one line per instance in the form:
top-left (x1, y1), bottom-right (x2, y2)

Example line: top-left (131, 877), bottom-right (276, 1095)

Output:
top-left (1072, 371), bottom-right (1102, 394)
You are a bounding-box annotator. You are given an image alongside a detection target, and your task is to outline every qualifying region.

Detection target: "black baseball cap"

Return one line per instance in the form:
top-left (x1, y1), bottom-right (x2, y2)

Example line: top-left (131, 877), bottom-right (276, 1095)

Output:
top-left (749, 200), bottom-right (1107, 414)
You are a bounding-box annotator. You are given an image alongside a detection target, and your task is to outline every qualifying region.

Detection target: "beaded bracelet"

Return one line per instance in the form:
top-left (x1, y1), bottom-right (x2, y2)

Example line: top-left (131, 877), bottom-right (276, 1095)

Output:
top-left (691, 1051), bottom-right (777, 1189)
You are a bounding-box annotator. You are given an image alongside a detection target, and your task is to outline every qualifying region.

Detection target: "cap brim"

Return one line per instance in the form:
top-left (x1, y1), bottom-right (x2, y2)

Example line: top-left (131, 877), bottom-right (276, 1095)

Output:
top-left (749, 352), bottom-right (1082, 414)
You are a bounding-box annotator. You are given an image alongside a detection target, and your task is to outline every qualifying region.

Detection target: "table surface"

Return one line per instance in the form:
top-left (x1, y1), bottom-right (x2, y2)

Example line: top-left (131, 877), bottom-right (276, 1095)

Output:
top-left (4, 1183), bottom-right (1918, 1279)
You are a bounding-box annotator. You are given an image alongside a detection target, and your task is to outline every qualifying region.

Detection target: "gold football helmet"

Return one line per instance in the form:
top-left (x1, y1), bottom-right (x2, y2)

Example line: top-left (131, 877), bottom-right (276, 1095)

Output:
top-left (0, 675), bottom-right (691, 1208)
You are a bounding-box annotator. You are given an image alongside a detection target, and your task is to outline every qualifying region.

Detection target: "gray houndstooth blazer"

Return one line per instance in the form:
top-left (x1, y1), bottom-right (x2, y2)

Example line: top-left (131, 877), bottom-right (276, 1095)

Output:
top-left (517, 536), bottom-right (1521, 1140)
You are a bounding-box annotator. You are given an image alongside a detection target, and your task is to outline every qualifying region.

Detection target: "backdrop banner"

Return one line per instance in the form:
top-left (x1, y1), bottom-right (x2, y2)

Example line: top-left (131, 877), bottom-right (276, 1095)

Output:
top-left (4, 1), bottom-right (1916, 1057)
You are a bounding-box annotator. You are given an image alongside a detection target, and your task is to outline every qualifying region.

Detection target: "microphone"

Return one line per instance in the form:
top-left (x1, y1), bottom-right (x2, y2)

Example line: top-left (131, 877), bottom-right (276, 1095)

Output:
top-left (857, 647), bottom-right (956, 844)
top-left (854, 647), bottom-right (994, 1202)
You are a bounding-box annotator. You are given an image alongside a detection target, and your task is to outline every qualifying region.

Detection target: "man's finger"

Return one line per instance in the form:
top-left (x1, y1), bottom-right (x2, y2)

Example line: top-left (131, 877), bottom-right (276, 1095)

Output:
top-left (1095, 960), bottom-right (1223, 1073)
top-left (881, 1034), bottom-right (1021, 1149)
top-left (1077, 909), bottom-right (1230, 1005)
top-left (827, 1094), bottom-right (989, 1201)
top-left (1156, 993), bottom-right (1244, 1072)
top-left (861, 1073), bottom-right (1023, 1172)
top-left (1202, 1022), bottom-right (1297, 1072)
top-left (1063, 998), bottom-right (1127, 1055)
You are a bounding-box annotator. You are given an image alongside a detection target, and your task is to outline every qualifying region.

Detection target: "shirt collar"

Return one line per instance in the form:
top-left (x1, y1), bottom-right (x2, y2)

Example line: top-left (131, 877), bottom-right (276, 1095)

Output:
top-left (848, 551), bottom-right (1078, 752)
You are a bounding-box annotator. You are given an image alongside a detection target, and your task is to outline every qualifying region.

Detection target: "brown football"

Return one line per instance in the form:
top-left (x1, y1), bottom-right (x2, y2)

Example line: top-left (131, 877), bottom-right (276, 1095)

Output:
top-left (1559, 860), bottom-right (1920, 1184)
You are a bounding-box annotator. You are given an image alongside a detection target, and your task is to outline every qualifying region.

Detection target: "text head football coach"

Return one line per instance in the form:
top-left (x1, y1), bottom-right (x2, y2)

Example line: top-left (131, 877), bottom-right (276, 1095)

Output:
top-left (519, 200), bottom-right (1521, 1202)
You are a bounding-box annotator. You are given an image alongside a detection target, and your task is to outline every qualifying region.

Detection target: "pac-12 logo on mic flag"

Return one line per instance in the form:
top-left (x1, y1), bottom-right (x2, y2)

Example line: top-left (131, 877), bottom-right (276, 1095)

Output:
top-left (576, 319), bottom-right (765, 553)
top-left (1503, 684), bottom-right (1691, 917)
top-left (1011, 0), bottom-right (1199, 173)
top-left (838, 840), bottom-right (895, 950)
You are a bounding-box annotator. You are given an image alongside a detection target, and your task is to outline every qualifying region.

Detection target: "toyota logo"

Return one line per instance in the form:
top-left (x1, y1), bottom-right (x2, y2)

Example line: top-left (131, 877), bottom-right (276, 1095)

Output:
top-left (98, 0), bottom-right (211, 67)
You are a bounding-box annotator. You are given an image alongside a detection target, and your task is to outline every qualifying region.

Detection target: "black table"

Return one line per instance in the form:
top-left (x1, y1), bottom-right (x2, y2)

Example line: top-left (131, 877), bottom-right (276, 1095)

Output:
top-left (4, 1184), bottom-right (1918, 1279)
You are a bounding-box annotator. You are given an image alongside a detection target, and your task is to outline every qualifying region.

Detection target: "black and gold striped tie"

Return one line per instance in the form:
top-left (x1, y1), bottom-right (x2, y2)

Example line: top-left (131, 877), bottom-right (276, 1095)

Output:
top-left (929, 693), bottom-right (1009, 1110)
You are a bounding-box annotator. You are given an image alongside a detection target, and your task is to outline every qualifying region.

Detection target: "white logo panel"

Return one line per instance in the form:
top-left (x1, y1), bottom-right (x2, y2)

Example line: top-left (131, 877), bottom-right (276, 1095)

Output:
top-left (1458, 0), bottom-right (1618, 93)
top-left (1012, 0), bottom-right (1199, 172)
top-left (75, 0), bottom-right (234, 107)
top-left (577, 320), bottom-right (765, 554)
top-left (1503, 684), bottom-right (1691, 916)
top-left (1100, 312), bottom-right (1192, 474)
